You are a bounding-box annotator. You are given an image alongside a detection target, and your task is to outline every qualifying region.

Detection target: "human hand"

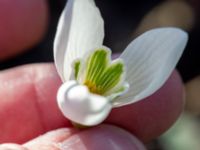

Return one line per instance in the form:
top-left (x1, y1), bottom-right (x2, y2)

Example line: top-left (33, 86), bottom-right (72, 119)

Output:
top-left (0, 63), bottom-right (184, 149)
top-left (0, 0), bottom-right (184, 149)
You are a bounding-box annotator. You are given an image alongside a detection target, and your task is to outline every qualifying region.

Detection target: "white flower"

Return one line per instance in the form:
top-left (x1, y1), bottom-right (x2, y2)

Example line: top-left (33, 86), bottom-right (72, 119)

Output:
top-left (54, 0), bottom-right (188, 126)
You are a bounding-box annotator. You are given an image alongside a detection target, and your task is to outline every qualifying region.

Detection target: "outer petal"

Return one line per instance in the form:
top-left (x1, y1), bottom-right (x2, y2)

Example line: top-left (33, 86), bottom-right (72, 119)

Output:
top-left (113, 28), bottom-right (188, 107)
top-left (54, 0), bottom-right (104, 81)
top-left (57, 81), bottom-right (112, 126)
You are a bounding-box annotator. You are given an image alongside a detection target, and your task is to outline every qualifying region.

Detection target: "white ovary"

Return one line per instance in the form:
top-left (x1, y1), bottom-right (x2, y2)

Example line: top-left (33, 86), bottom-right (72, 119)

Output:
top-left (57, 81), bottom-right (112, 126)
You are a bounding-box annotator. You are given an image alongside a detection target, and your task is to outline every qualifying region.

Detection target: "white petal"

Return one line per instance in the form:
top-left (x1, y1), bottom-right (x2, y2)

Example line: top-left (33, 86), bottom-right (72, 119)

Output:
top-left (54, 0), bottom-right (104, 81)
top-left (113, 27), bottom-right (188, 107)
top-left (57, 81), bottom-right (112, 126)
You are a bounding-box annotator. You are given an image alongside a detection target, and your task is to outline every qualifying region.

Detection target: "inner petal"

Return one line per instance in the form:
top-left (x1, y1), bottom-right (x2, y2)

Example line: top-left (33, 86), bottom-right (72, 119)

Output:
top-left (73, 48), bottom-right (126, 96)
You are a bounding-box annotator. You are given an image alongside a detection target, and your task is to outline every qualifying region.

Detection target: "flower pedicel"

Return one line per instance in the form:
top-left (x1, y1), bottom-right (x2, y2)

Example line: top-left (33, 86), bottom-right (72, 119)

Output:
top-left (54, 0), bottom-right (188, 126)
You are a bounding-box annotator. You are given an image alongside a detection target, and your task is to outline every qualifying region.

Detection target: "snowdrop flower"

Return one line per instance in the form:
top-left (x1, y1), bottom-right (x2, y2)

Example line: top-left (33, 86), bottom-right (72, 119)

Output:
top-left (54, 0), bottom-right (188, 126)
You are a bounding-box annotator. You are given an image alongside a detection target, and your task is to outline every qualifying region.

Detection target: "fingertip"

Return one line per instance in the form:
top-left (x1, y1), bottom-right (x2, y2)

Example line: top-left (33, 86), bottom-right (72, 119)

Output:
top-left (0, 0), bottom-right (49, 60)
top-left (0, 63), bottom-right (70, 143)
top-left (106, 70), bottom-right (184, 142)
top-left (61, 125), bottom-right (146, 150)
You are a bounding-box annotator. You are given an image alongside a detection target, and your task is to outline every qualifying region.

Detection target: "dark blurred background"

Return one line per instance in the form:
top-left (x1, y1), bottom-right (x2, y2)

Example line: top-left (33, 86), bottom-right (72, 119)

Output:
top-left (0, 0), bottom-right (199, 83)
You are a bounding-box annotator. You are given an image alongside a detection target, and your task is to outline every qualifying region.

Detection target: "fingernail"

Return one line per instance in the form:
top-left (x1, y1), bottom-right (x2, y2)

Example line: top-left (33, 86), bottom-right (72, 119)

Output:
top-left (60, 125), bottom-right (146, 150)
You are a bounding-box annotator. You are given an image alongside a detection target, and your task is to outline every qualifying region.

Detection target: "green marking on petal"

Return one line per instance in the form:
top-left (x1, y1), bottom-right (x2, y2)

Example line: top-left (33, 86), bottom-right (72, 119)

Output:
top-left (73, 60), bottom-right (81, 79)
top-left (85, 49), bottom-right (109, 84)
top-left (96, 60), bottom-right (124, 93)
top-left (82, 48), bottom-right (125, 95)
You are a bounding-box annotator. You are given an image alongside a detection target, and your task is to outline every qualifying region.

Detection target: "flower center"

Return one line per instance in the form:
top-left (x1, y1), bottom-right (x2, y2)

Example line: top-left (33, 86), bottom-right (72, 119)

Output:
top-left (84, 80), bottom-right (102, 94)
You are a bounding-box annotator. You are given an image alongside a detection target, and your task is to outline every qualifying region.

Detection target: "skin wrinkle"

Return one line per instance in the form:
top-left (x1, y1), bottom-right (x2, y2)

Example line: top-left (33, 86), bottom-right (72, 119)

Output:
top-left (23, 128), bottom-right (78, 150)
top-left (0, 66), bottom-right (45, 142)
top-left (21, 64), bottom-right (72, 137)
top-left (25, 65), bottom-right (48, 133)
top-left (1, 65), bottom-right (48, 134)
top-left (28, 64), bottom-right (66, 133)
top-left (30, 64), bottom-right (62, 133)
top-left (32, 82), bottom-right (47, 133)
top-left (61, 137), bottom-right (83, 150)
top-left (14, 64), bottom-right (50, 132)
top-left (31, 64), bottom-right (70, 131)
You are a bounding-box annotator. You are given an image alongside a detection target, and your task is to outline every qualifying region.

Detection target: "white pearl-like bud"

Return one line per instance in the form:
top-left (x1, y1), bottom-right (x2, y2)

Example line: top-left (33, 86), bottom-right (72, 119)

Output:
top-left (57, 80), bottom-right (112, 126)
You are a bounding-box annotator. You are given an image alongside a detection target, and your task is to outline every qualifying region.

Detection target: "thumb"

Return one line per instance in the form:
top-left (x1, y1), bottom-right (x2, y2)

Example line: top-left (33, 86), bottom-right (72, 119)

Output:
top-left (23, 125), bottom-right (146, 150)
top-left (60, 125), bottom-right (146, 150)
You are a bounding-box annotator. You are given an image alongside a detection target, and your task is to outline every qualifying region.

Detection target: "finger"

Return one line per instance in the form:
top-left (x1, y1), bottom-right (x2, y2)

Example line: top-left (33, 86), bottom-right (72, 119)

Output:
top-left (0, 0), bottom-right (48, 61)
top-left (106, 70), bottom-right (184, 142)
top-left (23, 125), bottom-right (146, 150)
top-left (0, 63), bottom-right (70, 144)
top-left (110, 54), bottom-right (184, 142)
top-left (60, 125), bottom-right (146, 150)
top-left (0, 63), bottom-right (183, 143)
top-left (0, 128), bottom-right (75, 150)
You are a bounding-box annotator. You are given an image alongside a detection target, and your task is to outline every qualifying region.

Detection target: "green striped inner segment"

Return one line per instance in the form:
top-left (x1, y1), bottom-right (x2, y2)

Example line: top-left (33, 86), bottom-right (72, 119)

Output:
top-left (83, 49), bottom-right (124, 95)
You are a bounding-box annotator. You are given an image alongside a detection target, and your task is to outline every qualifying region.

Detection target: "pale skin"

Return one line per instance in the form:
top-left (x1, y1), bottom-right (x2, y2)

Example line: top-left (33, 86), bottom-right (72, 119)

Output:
top-left (0, 1), bottom-right (184, 149)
